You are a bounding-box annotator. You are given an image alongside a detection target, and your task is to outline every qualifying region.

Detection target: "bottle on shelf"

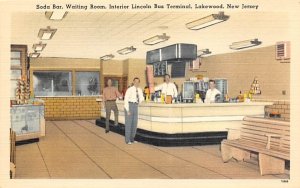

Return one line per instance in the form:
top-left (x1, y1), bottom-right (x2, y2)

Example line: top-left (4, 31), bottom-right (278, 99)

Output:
top-left (225, 94), bottom-right (229, 102)
top-left (243, 92), bottom-right (248, 100)
top-left (161, 94), bottom-right (165, 104)
top-left (237, 90), bottom-right (244, 102)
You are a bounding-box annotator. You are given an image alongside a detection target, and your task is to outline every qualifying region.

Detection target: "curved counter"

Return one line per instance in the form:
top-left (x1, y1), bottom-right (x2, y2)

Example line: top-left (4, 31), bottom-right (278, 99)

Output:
top-left (96, 99), bottom-right (272, 146)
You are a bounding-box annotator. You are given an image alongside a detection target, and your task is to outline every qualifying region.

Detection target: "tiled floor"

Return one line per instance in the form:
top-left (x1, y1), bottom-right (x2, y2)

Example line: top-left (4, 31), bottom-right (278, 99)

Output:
top-left (15, 120), bottom-right (290, 179)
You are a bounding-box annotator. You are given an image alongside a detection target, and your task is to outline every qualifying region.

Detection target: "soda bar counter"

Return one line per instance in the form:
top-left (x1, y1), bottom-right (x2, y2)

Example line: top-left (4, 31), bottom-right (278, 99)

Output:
top-left (96, 99), bottom-right (272, 146)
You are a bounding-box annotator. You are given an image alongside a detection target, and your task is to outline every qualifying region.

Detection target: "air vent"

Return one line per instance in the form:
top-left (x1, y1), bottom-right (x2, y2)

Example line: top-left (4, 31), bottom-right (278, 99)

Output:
top-left (276, 41), bottom-right (290, 60)
top-left (189, 58), bottom-right (201, 70)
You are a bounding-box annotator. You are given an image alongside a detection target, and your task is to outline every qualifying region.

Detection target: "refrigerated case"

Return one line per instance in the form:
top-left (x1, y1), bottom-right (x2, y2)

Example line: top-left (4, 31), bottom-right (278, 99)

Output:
top-left (215, 79), bottom-right (228, 101)
top-left (182, 81), bottom-right (195, 103)
top-left (10, 104), bottom-right (45, 141)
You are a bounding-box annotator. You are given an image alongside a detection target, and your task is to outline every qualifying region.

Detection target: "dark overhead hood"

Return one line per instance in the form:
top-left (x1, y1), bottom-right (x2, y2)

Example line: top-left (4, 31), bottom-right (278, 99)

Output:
top-left (146, 43), bottom-right (197, 64)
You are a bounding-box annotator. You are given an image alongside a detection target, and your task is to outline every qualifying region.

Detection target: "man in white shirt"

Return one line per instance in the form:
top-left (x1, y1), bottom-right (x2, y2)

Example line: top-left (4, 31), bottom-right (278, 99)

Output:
top-left (154, 74), bottom-right (178, 100)
top-left (205, 80), bottom-right (221, 103)
top-left (124, 77), bottom-right (144, 144)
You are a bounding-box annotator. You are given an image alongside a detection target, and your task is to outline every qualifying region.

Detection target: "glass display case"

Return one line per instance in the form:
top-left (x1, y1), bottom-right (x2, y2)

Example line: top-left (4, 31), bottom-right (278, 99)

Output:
top-left (10, 104), bottom-right (45, 141)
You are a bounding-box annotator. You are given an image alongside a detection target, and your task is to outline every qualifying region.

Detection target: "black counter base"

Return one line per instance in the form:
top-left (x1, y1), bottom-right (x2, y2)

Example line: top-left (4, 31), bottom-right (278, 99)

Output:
top-left (16, 138), bottom-right (39, 146)
top-left (95, 118), bottom-right (227, 147)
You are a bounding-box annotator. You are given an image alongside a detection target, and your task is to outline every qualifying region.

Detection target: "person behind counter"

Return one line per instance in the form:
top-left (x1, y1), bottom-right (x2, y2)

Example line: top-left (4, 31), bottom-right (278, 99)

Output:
top-left (124, 77), bottom-right (144, 145)
top-left (143, 86), bottom-right (150, 100)
top-left (102, 79), bottom-right (122, 133)
top-left (204, 79), bottom-right (221, 103)
top-left (154, 74), bottom-right (178, 100)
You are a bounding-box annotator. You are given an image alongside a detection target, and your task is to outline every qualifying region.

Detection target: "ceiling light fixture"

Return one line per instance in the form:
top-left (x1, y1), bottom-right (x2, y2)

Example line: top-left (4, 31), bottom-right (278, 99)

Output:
top-left (100, 54), bottom-right (114, 61)
top-left (45, 11), bottom-right (68, 20)
top-left (32, 42), bottom-right (47, 51)
top-left (117, 46), bottom-right (136, 55)
top-left (186, 11), bottom-right (229, 30)
top-left (229, 39), bottom-right (262, 50)
top-left (197, 49), bottom-right (212, 57)
top-left (38, 26), bottom-right (57, 40)
top-left (29, 51), bottom-right (40, 58)
top-left (143, 33), bottom-right (170, 45)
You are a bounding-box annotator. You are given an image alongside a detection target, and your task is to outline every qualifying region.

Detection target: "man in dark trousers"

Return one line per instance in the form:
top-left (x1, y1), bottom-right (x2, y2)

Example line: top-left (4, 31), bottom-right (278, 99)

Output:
top-left (102, 79), bottom-right (122, 133)
top-left (123, 77), bottom-right (144, 144)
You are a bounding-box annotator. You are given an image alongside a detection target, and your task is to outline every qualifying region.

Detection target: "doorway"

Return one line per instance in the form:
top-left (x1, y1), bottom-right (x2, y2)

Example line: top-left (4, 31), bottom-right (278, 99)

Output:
top-left (103, 76), bottom-right (128, 96)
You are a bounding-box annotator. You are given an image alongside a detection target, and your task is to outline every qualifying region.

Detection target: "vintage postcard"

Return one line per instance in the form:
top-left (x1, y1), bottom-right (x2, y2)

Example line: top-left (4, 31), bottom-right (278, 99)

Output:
top-left (0, 0), bottom-right (299, 187)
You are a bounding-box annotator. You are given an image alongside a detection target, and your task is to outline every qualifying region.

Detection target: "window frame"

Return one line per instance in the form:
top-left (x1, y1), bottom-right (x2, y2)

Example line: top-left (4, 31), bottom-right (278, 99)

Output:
top-left (75, 71), bottom-right (101, 96)
top-left (31, 69), bottom-right (101, 97)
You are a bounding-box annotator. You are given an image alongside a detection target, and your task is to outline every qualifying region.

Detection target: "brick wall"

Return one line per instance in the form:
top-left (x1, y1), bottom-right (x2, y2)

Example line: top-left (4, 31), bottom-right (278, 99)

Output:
top-left (38, 97), bottom-right (101, 120)
top-left (253, 99), bottom-right (290, 122)
top-left (264, 101), bottom-right (290, 122)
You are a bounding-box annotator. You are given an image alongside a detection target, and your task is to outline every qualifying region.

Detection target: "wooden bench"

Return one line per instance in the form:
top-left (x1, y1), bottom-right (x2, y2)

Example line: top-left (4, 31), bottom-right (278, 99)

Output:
top-left (221, 116), bottom-right (290, 175)
top-left (10, 129), bottom-right (16, 179)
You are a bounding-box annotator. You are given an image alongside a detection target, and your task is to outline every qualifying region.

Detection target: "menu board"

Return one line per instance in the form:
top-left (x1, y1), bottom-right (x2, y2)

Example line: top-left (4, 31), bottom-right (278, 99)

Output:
top-left (153, 61), bottom-right (167, 77)
top-left (171, 61), bottom-right (186, 78)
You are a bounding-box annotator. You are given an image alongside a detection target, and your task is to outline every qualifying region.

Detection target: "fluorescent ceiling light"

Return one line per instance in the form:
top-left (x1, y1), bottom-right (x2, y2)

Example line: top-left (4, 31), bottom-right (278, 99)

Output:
top-left (100, 54), bottom-right (114, 61)
top-left (186, 12), bottom-right (229, 30)
top-left (229, 39), bottom-right (262, 50)
top-left (32, 42), bottom-right (46, 51)
top-left (117, 46), bottom-right (136, 55)
top-left (45, 11), bottom-right (68, 20)
top-left (29, 51), bottom-right (40, 58)
top-left (143, 33), bottom-right (170, 45)
top-left (38, 26), bottom-right (57, 40)
top-left (197, 49), bottom-right (212, 56)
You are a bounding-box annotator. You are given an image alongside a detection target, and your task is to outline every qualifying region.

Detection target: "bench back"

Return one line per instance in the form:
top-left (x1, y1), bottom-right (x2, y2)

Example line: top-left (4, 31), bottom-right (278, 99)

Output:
top-left (10, 129), bottom-right (16, 164)
top-left (240, 116), bottom-right (290, 153)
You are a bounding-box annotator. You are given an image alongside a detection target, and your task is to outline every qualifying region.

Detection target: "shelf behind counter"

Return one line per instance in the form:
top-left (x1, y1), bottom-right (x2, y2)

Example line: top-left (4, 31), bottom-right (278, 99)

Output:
top-left (96, 98), bottom-right (272, 146)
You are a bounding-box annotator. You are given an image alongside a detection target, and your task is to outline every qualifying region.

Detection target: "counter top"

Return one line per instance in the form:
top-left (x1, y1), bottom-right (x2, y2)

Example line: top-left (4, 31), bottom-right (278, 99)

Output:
top-left (11, 104), bottom-right (44, 107)
top-left (96, 98), bottom-right (273, 107)
top-left (37, 96), bottom-right (100, 98)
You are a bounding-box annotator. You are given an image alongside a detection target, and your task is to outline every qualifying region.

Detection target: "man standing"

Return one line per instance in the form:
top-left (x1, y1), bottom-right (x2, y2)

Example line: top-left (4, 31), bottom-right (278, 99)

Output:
top-left (124, 77), bottom-right (144, 144)
top-left (204, 79), bottom-right (221, 103)
top-left (102, 79), bottom-right (122, 133)
top-left (154, 74), bottom-right (178, 101)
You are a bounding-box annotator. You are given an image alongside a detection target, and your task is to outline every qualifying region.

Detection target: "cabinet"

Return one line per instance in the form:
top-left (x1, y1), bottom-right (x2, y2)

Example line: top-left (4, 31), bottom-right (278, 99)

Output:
top-left (11, 105), bottom-right (45, 141)
top-left (11, 45), bottom-right (29, 99)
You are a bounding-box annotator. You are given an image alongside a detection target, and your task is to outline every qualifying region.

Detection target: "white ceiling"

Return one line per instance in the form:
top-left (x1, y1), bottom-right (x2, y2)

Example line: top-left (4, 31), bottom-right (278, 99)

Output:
top-left (11, 11), bottom-right (290, 60)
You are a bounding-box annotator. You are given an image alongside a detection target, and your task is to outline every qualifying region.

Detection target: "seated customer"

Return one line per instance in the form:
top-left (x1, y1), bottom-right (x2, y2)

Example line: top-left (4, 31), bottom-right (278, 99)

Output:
top-left (204, 80), bottom-right (221, 103)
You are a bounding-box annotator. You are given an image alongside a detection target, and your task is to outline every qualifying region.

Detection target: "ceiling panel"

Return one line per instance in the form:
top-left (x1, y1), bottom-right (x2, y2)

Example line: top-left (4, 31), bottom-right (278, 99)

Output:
top-left (11, 11), bottom-right (289, 60)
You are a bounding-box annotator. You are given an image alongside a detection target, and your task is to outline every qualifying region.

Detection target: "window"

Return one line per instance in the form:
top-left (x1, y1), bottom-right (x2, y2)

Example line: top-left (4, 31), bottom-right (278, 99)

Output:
top-left (11, 51), bottom-right (22, 99)
top-left (11, 51), bottom-right (21, 67)
top-left (33, 71), bottom-right (72, 96)
top-left (11, 70), bottom-right (22, 79)
top-left (75, 72), bottom-right (100, 96)
top-left (11, 59), bottom-right (21, 66)
top-left (11, 51), bottom-right (21, 58)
